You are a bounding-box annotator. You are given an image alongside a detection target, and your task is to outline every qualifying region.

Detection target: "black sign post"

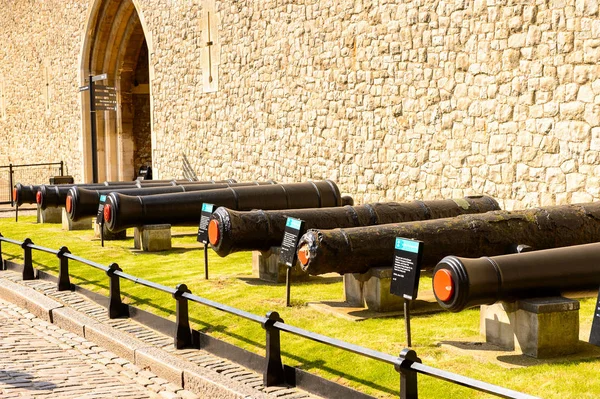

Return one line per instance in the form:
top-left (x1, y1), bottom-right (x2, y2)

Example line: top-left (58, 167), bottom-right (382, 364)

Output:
top-left (390, 237), bottom-right (424, 347)
top-left (78, 73), bottom-right (116, 183)
top-left (96, 195), bottom-right (107, 247)
top-left (589, 287), bottom-right (600, 346)
top-left (197, 203), bottom-right (214, 279)
top-left (278, 217), bottom-right (305, 307)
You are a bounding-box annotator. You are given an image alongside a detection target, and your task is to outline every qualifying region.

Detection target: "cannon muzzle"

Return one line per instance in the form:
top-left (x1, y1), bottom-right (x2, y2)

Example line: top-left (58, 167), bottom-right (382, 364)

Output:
top-left (104, 180), bottom-right (343, 232)
top-left (433, 242), bottom-right (600, 312)
top-left (208, 196), bottom-right (500, 257)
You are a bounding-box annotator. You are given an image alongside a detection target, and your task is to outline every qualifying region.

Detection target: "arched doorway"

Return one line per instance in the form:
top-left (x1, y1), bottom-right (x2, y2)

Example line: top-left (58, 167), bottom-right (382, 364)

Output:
top-left (79, 0), bottom-right (153, 182)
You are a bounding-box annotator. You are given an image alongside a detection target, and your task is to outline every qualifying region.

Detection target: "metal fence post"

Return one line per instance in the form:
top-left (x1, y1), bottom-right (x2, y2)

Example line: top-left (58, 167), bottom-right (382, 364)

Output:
top-left (262, 311), bottom-right (285, 387)
top-left (106, 263), bottom-right (128, 318)
top-left (56, 246), bottom-right (72, 291)
top-left (60, 161), bottom-right (64, 176)
top-left (396, 348), bottom-right (421, 399)
top-left (173, 284), bottom-right (193, 349)
top-left (21, 238), bottom-right (35, 280)
top-left (0, 233), bottom-right (4, 271)
top-left (8, 163), bottom-right (13, 206)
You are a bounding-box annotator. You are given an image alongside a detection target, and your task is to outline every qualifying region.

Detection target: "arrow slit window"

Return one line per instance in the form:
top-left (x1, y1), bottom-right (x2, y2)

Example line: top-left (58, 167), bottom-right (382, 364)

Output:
top-left (43, 58), bottom-right (51, 112)
top-left (201, 0), bottom-right (220, 93)
top-left (0, 76), bottom-right (5, 120)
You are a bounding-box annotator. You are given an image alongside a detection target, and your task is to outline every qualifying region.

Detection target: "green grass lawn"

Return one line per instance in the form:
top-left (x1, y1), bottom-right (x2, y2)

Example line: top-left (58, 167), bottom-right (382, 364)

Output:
top-left (1, 215), bottom-right (599, 398)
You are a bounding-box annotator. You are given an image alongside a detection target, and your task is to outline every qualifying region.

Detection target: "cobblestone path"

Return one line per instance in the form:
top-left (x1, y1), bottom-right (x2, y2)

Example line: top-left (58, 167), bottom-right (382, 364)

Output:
top-left (0, 298), bottom-right (198, 399)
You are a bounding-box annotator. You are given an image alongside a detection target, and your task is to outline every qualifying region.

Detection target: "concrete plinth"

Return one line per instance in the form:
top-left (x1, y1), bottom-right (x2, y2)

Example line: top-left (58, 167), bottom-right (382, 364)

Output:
top-left (61, 208), bottom-right (92, 231)
top-left (252, 247), bottom-right (309, 283)
top-left (134, 225), bottom-right (171, 252)
top-left (37, 206), bottom-right (62, 224)
top-left (481, 297), bottom-right (580, 358)
top-left (93, 222), bottom-right (127, 240)
top-left (343, 267), bottom-right (403, 312)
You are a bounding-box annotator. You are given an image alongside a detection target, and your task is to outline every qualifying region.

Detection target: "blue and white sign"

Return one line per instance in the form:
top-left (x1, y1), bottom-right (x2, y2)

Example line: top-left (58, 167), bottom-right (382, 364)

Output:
top-left (279, 217), bottom-right (305, 268)
top-left (390, 237), bottom-right (424, 300)
top-left (197, 203), bottom-right (215, 243)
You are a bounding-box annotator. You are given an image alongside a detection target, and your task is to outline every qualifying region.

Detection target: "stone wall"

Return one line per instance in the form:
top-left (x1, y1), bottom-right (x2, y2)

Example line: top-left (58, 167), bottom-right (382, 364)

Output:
top-left (0, 0), bottom-right (87, 180)
top-left (149, 0), bottom-right (600, 209)
top-left (1, 0), bottom-right (600, 209)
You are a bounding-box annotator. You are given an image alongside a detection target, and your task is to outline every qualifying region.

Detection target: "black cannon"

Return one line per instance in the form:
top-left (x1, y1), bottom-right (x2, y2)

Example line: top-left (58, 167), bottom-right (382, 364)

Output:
top-left (103, 180), bottom-right (346, 232)
top-left (66, 181), bottom-right (276, 221)
top-left (433, 242), bottom-right (600, 312)
top-left (297, 202), bottom-right (600, 275)
top-left (208, 196), bottom-right (500, 257)
top-left (38, 179), bottom-right (238, 211)
top-left (12, 179), bottom-right (206, 207)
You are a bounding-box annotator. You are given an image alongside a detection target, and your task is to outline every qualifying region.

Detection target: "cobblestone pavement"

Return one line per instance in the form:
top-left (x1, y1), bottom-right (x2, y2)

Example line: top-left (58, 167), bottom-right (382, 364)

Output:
top-left (0, 298), bottom-right (199, 399)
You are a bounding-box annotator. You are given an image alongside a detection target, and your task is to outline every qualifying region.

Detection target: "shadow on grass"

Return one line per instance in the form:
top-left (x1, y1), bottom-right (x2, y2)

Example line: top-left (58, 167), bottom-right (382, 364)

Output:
top-left (239, 276), bottom-right (342, 286)
top-left (129, 247), bottom-right (201, 256)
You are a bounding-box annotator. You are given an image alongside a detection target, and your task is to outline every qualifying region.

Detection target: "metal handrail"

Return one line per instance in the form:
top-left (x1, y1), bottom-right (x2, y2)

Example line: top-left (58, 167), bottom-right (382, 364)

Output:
top-left (0, 235), bottom-right (538, 399)
top-left (0, 162), bottom-right (63, 169)
top-left (183, 291), bottom-right (266, 324)
top-left (64, 252), bottom-right (107, 271)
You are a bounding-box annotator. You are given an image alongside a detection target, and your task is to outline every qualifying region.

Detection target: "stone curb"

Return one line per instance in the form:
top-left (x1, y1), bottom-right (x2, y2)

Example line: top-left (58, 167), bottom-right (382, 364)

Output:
top-left (0, 277), bottom-right (63, 323)
top-left (0, 275), bottom-right (276, 399)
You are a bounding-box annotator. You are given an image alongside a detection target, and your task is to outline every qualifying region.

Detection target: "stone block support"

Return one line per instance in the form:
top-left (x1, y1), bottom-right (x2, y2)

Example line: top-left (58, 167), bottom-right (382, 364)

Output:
top-left (62, 208), bottom-right (92, 231)
top-left (343, 267), bottom-right (404, 312)
top-left (252, 247), bottom-right (308, 283)
top-left (38, 206), bottom-right (62, 224)
top-left (480, 297), bottom-right (580, 358)
top-left (134, 224), bottom-right (171, 252)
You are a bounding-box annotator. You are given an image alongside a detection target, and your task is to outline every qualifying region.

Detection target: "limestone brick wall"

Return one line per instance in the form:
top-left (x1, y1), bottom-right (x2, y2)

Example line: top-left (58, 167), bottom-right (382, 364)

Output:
top-left (1, 0), bottom-right (600, 209)
top-left (0, 0), bottom-right (88, 181)
top-left (154, 0), bottom-right (600, 209)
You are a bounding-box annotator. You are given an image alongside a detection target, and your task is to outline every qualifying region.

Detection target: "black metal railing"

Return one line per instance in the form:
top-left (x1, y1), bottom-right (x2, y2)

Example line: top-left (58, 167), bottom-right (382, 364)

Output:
top-left (0, 161), bottom-right (64, 205)
top-left (0, 235), bottom-right (538, 399)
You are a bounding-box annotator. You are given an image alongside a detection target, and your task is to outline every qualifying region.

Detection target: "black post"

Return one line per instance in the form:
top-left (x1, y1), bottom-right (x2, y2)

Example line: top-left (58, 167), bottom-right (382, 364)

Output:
top-left (285, 267), bottom-right (291, 307)
top-left (204, 242), bottom-right (209, 279)
top-left (404, 300), bottom-right (412, 347)
top-left (100, 219), bottom-right (105, 247)
top-left (15, 204), bottom-right (18, 222)
top-left (262, 311), bottom-right (285, 387)
top-left (56, 246), bottom-right (72, 291)
top-left (89, 75), bottom-right (99, 183)
top-left (106, 263), bottom-right (128, 318)
top-left (173, 284), bottom-right (193, 349)
top-left (0, 233), bottom-right (4, 270)
top-left (21, 238), bottom-right (35, 280)
top-left (8, 163), bottom-right (13, 206)
top-left (396, 348), bottom-right (421, 399)
top-left (60, 161), bottom-right (64, 176)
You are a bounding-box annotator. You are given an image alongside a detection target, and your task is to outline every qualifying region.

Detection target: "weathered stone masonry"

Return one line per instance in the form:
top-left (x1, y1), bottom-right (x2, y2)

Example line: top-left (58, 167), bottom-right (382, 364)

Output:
top-left (1, 0), bottom-right (600, 210)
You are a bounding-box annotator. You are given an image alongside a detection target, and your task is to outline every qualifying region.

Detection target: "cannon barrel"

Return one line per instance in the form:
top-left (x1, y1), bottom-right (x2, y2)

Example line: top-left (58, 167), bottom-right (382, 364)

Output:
top-left (12, 179), bottom-right (222, 207)
top-left (208, 196), bottom-right (500, 257)
top-left (297, 202), bottom-right (600, 275)
top-left (38, 183), bottom-right (150, 210)
top-left (433, 242), bottom-right (600, 312)
top-left (66, 181), bottom-right (276, 221)
top-left (39, 179), bottom-right (237, 211)
top-left (104, 180), bottom-right (344, 232)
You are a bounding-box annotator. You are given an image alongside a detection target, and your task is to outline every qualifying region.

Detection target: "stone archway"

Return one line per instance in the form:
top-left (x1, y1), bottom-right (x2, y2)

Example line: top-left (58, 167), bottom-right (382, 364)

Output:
top-left (79, 0), bottom-right (153, 182)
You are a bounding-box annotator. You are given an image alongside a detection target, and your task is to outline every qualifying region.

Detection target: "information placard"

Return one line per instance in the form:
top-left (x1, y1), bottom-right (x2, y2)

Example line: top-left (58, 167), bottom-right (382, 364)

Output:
top-left (278, 217), bottom-right (305, 268)
top-left (96, 195), bottom-right (107, 224)
top-left (390, 237), bottom-right (424, 300)
top-left (197, 203), bottom-right (214, 244)
top-left (589, 287), bottom-right (600, 346)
